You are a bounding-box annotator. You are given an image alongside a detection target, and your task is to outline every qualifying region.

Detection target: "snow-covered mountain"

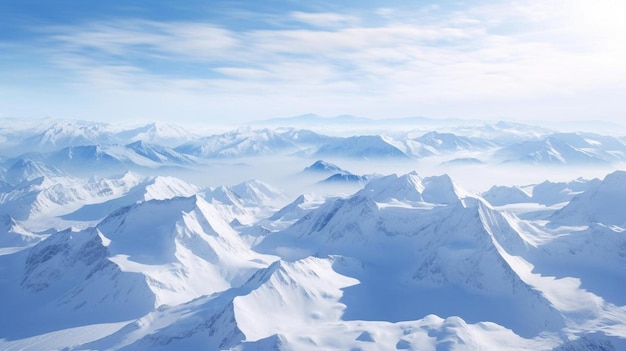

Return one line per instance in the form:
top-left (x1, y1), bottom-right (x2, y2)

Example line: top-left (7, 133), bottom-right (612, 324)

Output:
top-left (302, 160), bottom-right (347, 175)
top-left (0, 142), bottom-right (198, 179)
top-left (0, 172), bottom-right (198, 227)
top-left (1, 117), bottom-right (626, 351)
top-left (494, 132), bottom-right (626, 164)
top-left (320, 172), bottom-right (372, 184)
top-left (175, 129), bottom-right (298, 158)
top-left (457, 121), bottom-right (553, 145)
top-left (0, 194), bottom-right (277, 338)
top-left (21, 120), bottom-right (119, 152)
top-left (482, 185), bottom-right (532, 206)
top-left (124, 140), bottom-right (195, 165)
top-left (531, 177), bottom-right (601, 206)
top-left (115, 122), bottom-right (196, 147)
top-left (314, 135), bottom-right (410, 159)
top-left (550, 170), bottom-right (626, 226)
top-left (256, 172), bottom-right (565, 337)
top-left (47, 143), bottom-right (195, 174)
top-left (2, 158), bottom-right (67, 184)
top-left (483, 177), bottom-right (602, 207)
top-left (414, 131), bottom-right (493, 153)
top-left (204, 179), bottom-right (286, 226)
top-left (98, 195), bottom-right (276, 305)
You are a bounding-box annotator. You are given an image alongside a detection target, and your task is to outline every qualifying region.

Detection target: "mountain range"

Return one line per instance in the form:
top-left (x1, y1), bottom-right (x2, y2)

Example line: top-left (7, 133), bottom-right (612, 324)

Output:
top-left (1, 117), bottom-right (625, 350)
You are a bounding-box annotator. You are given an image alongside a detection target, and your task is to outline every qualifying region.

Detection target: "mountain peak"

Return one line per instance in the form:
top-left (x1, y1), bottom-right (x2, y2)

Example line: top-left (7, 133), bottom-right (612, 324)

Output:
top-left (356, 171), bottom-right (424, 203)
top-left (356, 171), bottom-right (470, 205)
top-left (422, 174), bottom-right (468, 205)
top-left (230, 179), bottom-right (284, 207)
top-left (550, 170), bottom-right (626, 226)
top-left (303, 160), bottom-right (346, 174)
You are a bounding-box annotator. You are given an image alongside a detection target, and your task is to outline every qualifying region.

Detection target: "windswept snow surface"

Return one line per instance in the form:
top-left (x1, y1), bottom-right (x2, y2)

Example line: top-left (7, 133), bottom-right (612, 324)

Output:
top-left (1, 118), bottom-right (626, 351)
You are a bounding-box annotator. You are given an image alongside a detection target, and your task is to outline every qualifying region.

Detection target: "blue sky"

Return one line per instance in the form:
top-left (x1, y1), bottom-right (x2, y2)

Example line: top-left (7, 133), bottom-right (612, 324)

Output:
top-left (1, 0), bottom-right (625, 125)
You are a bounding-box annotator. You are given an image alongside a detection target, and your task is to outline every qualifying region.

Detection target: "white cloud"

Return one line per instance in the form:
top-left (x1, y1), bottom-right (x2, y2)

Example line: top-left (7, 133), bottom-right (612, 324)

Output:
top-left (3, 0), bottom-right (626, 124)
top-left (289, 11), bottom-right (359, 27)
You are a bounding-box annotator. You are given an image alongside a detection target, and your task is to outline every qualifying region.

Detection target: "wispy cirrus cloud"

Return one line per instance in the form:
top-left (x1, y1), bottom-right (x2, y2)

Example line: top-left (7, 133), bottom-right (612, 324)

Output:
top-left (2, 0), bottom-right (626, 123)
top-left (289, 11), bottom-right (359, 28)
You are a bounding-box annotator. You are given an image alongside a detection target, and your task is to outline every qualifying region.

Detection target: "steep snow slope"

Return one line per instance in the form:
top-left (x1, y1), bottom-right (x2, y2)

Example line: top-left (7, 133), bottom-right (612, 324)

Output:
top-left (256, 172), bottom-right (563, 337)
top-left (0, 175), bottom-right (93, 221)
top-left (204, 180), bottom-right (286, 226)
top-left (0, 172), bottom-right (198, 229)
top-left (61, 174), bottom-right (200, 223)
top-left (531, 177), bottom-right (601, 206)
top-left (550, 171), bottom-right (626, 226)
top-left (0, 226), bottom-right (155, 337)
top-left (0, 195), bottom-right (277, 340)
top-left (47, 143), bottom-right (194, 175)
top-left (527, 222), bottom-right (626, 306)
top-left (76, 257), bottom-right (353, 351)
top-left (98, 195), bottom-right (276, 306)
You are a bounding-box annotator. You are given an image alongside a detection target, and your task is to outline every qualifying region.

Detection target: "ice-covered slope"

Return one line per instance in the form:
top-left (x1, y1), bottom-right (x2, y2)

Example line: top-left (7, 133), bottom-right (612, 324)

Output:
top-left (550, 170), bottom-right (626, 226)
top-left (98, 195), bottom-right (276, 306)
top-left (528, 221), bottom-right (626, 306)
top-left (257, 172), bottom-right (562, 337)
top-left (75, 256), bottom-right (355, 351)
top-left (0, 195), bottom-right (277, 339)
top-left (0, 226), bottom-right (156, 336)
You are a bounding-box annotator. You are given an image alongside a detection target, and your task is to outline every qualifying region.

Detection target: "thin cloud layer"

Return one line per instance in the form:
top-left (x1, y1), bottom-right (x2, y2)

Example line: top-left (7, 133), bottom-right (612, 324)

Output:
top-left (1, 0), bottom-right (625, 124)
